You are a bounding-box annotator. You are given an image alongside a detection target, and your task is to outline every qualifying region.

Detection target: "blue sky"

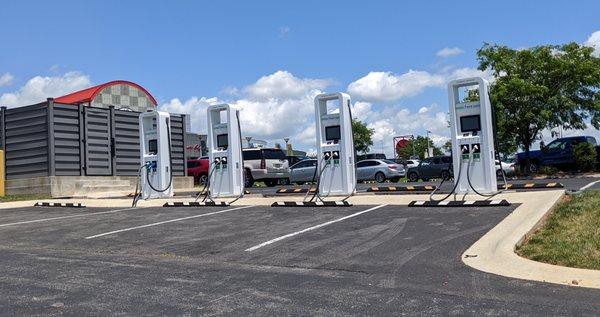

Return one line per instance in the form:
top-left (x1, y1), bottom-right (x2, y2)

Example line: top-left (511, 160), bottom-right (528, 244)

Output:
top-left (1, 1), bottom-right (599, 155)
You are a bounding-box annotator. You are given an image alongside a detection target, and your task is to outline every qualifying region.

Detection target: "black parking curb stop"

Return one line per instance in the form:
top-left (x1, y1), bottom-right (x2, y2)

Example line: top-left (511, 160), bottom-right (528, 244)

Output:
top-left (163, 201), bottom-right (230, 207)
top-left (271, 201), bottom-right (352, 207)
top-left (34, 202), bottom-right (86, 208)
top-left (408, 200), bottom-right (510, 207)
top-left (275, 188), bottom-right (317, 194)
top-left (367, 185), bottom-right (436, 192)
top-left (499, 182), bottom-right (563, 190)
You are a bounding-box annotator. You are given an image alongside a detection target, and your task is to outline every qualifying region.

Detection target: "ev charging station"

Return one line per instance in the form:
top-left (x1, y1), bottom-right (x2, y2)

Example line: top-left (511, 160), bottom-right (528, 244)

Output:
top-left (205, 104), bottom-right (244, 199)
top-left (138, 110), bottom-right (174, 200)
top-left (448, 77), bottom-right (497, 195)
top-left (314, 92), bottom-right (356, 197)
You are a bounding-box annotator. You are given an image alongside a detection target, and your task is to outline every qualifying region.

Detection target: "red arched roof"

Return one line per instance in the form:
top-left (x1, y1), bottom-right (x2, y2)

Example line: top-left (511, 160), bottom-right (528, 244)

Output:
top-left (54, 80), bottom-right (157, 106)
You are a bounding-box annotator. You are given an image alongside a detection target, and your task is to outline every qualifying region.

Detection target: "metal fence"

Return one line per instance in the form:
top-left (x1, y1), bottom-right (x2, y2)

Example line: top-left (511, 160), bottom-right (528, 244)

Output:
top-left (0, 99), bottom-right (188, 180)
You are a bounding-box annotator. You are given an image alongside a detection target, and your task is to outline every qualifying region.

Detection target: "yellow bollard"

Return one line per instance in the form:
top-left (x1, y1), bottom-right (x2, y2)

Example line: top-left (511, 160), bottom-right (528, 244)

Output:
top-left (0, 150), bottom-right (4, 197)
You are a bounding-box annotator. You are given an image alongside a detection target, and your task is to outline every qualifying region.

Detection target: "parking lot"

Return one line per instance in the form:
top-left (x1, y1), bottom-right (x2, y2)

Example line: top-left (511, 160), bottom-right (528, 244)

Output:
top-left (1, 200), bottom-right (599, 315)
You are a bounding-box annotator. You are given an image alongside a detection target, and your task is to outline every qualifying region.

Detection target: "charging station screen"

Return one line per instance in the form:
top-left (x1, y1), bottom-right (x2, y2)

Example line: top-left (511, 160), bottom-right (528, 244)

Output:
top-left (460, 115), bottom-right (481, 132)
top-left (217, 134), bottom-right (228, 148)
top-left (148, 139), bottom-right (157, 154)
top-left (325, 125), bottom-right (341, 141)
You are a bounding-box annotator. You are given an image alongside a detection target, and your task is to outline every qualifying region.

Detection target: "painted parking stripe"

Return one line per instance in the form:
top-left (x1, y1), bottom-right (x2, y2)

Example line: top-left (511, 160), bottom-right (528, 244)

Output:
top-left (85, 205), bottom-right (252, 239)
top-left (0, 207), bottom-right (142, 228)
top-left (245, 204), bottom-right (387, 252)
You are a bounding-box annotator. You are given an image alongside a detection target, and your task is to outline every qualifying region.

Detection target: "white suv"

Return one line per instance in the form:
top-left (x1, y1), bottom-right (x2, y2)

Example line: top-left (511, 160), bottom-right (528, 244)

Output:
top-left (243, 148), bottom-right (290, 187)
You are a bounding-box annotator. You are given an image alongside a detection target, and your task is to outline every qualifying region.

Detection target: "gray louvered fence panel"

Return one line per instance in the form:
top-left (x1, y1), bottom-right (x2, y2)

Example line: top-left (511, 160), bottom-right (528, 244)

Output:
top-left (4, 103), bottom-right (49, 179)
top-left (170, 115), bottom-right (185, 176)
top-left (114, 110), bottom-right (141, 175)
top-left (84, 107), bottom-right (112, 175)
top-left (53, 103), bottom-right (82, 175)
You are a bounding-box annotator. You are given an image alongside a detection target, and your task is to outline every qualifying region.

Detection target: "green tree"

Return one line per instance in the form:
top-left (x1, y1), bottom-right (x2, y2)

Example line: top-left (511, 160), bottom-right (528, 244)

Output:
top-left (396, 136), bottom-right (443, 159)
top-left (442, 140), bottom-right (452, 154)
top-left (477, 43), bottom-right (600, 170)
top-left (352, 120), bottom-right (374, 154)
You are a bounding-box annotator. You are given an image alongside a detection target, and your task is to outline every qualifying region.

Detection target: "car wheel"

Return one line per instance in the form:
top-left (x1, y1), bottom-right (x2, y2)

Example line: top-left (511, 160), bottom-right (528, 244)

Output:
top-left (280, 178), bottom-right (290, 185)
top-left (441, 170), bottom-right (451, 181)
top-left (375, 172), bottom-right (386, 183)
top-left (496, 169), bottom-right (503, 178)
top-left (244, 170), bottom-right (254, 188)
top-left (199, 174), bottom-right (208, 185)
top-left (529, 163), bottom-right (539, 174)
top-left (408, 172), bottom-right (419, 182)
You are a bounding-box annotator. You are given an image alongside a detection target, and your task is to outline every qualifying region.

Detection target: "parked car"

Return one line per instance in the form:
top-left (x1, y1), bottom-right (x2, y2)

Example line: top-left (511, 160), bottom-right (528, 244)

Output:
top-left (286, 155), bottom-right (307, 167)
top-left (357, 153), bottom-right (387, 161)
top-left (289, 159), bottom-right (318, 184)
top-left (357, 159), bottom-right (405, 183)
top-left (243, 148), bottom-right (290, 187)
top-left (404, 159), bottom-right (420, 169)
top-left (187, 157), bottom-right (209, 185)
top-left (496, 159), bottom-right (516, 177)
top-left (515, 136), bottom-right (600, 172)
top-left (406, 156), bottom-right (452, 182)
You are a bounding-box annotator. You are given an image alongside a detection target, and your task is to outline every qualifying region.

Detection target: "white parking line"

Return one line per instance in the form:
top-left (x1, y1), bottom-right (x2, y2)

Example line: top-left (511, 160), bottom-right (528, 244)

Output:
top-left (0, 207), bottom-right (143, 228)
top-left (580, 179), bottom-right (600, 191)
top-left (85, 205), bottom-right (252, 239)
top-left (245, 204), bottom-right (387, 252)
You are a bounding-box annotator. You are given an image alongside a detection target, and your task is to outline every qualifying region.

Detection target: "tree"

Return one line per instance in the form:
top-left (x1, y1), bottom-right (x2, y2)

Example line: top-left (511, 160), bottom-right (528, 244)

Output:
top-left (442, 140), bottom-right (452, 154)
top-left (477, 43), bottom-right (600, 171)
top-left (396, 136), bottom-right (443, 159)
top-left (352, 120), bottom-right (374, 154)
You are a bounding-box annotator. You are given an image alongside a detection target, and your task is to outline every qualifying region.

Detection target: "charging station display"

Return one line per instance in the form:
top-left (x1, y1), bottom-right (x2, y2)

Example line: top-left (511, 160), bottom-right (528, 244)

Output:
top-left (139, 111), bottom-right (174, 199)
top-left (207, 104), bottom-right (244, 198)
top-left (314, 93), bottom-right (356, 196)
top-left (448, 77), bottom-right (497, 194)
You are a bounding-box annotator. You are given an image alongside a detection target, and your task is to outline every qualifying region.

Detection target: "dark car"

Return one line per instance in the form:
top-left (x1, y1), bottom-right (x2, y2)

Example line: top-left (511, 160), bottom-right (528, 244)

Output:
top-left (406, 156), bottom-right (452, 182)
top-left (187, 157), bottom-right (209, 184)
top-left (516, 136), bottom-right (600, 172)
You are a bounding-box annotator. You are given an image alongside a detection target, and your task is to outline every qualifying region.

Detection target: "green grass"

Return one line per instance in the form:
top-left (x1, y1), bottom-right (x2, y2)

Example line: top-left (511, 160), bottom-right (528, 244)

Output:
top-left (0, 194), bottom-right (52, 202)
top-left (516, 190), bottom-right (600, 270)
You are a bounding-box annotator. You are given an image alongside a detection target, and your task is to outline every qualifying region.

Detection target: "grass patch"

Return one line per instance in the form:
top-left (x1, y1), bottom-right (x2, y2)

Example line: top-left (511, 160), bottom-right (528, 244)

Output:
top-left (516, 190), bottom-right (600, 270)
top-left (0, 194), bottom-right (52, 202)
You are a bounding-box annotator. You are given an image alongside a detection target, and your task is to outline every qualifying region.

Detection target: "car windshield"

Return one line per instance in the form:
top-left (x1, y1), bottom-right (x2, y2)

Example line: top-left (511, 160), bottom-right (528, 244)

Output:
top-left (263, 149), bottom-right (286, 159)
top-left (547, 140), bottom-right (566, 150)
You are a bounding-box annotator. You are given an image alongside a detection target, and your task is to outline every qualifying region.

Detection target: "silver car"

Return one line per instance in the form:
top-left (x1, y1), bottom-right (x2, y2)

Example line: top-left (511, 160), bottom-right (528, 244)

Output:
top-left (289, 159), bottom-right (318, 184)
top-left (357, 159), bottom-right (405, 183)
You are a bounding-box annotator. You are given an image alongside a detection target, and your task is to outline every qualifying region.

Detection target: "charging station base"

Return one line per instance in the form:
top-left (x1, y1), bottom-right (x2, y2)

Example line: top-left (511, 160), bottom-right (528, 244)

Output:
top-left (271, 201), bottom-right (352, 207)
top-left (408, 200), bottom-right (510, 207)
top-left (163, 201), bottom-right (230, 207)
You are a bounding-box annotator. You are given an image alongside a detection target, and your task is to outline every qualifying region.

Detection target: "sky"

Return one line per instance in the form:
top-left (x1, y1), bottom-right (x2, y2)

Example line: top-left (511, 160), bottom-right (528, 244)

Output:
top-left (1, 0), bottom-right (599, 157)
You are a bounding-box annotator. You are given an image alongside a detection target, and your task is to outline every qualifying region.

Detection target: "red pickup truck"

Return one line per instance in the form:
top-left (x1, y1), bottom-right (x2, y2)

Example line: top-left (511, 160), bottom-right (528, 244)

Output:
top-left (187, 157), bottom-right (209, 184)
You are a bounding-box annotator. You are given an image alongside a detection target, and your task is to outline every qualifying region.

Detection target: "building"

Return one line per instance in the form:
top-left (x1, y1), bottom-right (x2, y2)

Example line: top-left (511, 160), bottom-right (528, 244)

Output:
top-left (0, 80), bottom-right (192, 197)
top-left (185, 132), bottom-right (207, 159)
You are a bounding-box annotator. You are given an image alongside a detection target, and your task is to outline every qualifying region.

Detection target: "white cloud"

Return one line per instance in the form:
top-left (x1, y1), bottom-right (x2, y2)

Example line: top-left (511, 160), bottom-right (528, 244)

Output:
top-left (244, 70), bottom-right (332, 100)
top-left (0, 73), bottom-right (14, 87)
top-left (0, 71), bottom-right (91, 108)
top-left (436, 47), bottom-right (464, 58)
top-left (160, 71), bottom-right (331, 150)
top-left (347, 70), bottom-right (445, 103)
top-left (347, 67), bottom-right (494, 104)
top-left (584, 30), bottom-right (600, 57)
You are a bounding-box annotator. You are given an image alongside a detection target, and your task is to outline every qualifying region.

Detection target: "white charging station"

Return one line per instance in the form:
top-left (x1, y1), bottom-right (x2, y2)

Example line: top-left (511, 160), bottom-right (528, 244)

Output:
top-left (139, 110), bottom-right (174, 199)
top-left (314, 92), bottom-right (356, 196)
top-left (207, 104), bottom-right (244, 198)
top-left (448, 77), bottom-right (497, 194)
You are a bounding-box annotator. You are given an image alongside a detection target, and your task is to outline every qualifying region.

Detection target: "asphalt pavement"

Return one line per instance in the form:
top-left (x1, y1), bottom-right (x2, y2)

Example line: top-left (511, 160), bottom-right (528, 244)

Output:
top-left (0, 203), bottom-right (599, 315)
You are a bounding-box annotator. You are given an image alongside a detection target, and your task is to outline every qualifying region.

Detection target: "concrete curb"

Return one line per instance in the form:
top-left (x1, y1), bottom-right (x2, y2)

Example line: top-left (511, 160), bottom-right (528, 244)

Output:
top-left (462, 190), bottom-right (600, 289)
